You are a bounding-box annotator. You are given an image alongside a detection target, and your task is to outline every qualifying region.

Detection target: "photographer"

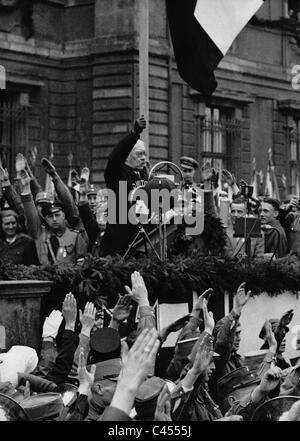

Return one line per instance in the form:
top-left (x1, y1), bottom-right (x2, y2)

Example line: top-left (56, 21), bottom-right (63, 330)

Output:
top-left (226, 196), bottom-right (264, 259)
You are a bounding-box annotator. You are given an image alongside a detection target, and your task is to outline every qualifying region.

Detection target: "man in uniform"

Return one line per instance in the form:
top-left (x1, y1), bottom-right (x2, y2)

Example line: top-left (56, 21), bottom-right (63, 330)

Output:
top-left (179, 156), bottom-right (200, 189)
top-left (38, 202), bottom-right (88, 265)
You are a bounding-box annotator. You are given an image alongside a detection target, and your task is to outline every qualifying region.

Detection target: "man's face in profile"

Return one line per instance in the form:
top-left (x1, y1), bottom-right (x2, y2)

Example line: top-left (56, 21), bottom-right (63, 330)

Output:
top-left (126, 141), bottom-right (147, 171)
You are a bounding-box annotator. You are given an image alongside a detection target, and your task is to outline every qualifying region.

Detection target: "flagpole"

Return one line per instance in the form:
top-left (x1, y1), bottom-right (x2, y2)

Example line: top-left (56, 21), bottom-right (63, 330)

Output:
top-left (138, 0), bottom-right (149, 154)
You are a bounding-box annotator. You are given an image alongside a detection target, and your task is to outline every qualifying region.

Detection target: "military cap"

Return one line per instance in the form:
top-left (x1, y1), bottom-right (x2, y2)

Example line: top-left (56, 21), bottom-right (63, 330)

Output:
top-left (41, 201), bottom-right (64, 218)
top-left (135, 376), bottom-right (165, 404)
top-left (0, 393), bottom-right (29, 421)
top-left (243, 349), bottom-right (269, 373)
top-left (87, 185), bottom-right (97, 196)
top-left (180, 156), bottom-right (199, 170)
top-left (89, 328), bottom-right (121, 361)
top-left (20, 393), bottom-right (64, 421)
top-left (134, 376), bottom-right (165, 420)
top-left (93, 358), bottom-right (122, 382)
top-left (177, 336), bottom-right (220, 359)
top-left (217, 366), bottom-right (260, 402)
top-left (35, 192), bottom-right (54, 205)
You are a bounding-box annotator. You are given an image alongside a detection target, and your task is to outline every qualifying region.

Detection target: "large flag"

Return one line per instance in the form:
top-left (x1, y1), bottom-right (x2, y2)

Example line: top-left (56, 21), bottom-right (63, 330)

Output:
top-left (264, 148), bottom-right (280, 200)
top-left (166, 0), bottom-right (264, 95)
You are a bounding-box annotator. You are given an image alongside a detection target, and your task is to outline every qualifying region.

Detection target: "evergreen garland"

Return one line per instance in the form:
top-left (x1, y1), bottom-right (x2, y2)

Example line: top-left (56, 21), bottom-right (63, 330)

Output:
top-left (1, 253), bottom-right (300, 309)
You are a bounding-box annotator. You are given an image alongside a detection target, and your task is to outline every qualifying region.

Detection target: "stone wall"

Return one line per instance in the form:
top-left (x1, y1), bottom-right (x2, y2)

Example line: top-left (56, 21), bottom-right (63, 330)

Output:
top-left (0, 0), bottom-right (299, 191)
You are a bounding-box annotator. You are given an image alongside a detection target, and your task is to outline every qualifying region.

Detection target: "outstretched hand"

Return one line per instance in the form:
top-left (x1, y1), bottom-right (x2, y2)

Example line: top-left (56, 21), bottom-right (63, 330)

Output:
top-left (264, 319), bottom-right (277, 351)
top-left (62, 292), bottom-right (77, 330)
top-left (233, 282), bottom-right (251, 315)
top-left (125, 271), bottom-right (149, 307)
top-left (193, 288), bottom-right (213, 314)
top-left (79, 302), bottom-right (96, 337)
top-left (159, 314), bottom-right (190, 343)
top-left (222, 169), bottom-right (235, 186)
top-left (203, 299), bottom-right (214, 335)
top-left (112, 295), bottom-right (133, 323)
top-left (119, 328), bottom-right (160, 389)
top-left (77, 347), bottom-right (96, 398)
top-left (279, 309), bottom-right (294, 328)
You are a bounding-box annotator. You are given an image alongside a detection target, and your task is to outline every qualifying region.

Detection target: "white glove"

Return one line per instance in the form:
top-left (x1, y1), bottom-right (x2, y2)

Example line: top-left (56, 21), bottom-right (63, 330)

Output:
top-left (42, 310), bottom-right (63, 339)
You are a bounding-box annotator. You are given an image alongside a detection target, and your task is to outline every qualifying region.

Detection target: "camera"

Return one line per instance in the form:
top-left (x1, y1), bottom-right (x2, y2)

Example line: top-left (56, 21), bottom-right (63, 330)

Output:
top-left (240, 184), bottom-right (254, 199)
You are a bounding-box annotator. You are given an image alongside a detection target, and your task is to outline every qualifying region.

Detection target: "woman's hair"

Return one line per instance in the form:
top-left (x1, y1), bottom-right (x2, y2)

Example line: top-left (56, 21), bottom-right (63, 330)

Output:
top-left (0, 209), bottom-right (21, 238)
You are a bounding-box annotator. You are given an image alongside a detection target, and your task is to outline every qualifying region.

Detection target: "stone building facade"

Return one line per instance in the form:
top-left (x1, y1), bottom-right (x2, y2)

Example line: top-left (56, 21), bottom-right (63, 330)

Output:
top-left (0, 0), bottom-right (300, 197)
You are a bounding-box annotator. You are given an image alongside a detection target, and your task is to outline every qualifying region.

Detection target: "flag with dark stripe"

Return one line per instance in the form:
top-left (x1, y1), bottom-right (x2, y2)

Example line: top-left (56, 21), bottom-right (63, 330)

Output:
top-left (166, 0), bottom-right (264, 95)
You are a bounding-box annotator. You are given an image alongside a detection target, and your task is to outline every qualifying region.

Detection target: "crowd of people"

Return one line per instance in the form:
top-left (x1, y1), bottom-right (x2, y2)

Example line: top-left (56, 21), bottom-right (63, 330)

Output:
top-left (1, 115), bottom-right (300, 421)
top-left (0, 273), bottom-right (299, 421)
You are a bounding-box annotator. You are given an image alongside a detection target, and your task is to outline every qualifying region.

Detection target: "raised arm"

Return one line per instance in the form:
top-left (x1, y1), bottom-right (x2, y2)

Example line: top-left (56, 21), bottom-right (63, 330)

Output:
top-left (104, 116), bottom-right (146, 188)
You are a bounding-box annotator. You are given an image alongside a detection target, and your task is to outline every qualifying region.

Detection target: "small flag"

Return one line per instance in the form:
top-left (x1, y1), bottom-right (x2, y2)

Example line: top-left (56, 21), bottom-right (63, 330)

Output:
top-left (67, 152), bottom-right (74, 188)
top-left (45, 144), bottom-right (55, 197)
top-left (166, 0), bottom-right (264, 95)
top-left (251, 157), bottom-right (258, 198)
top-left (265, 148), bottom-right (280, 200)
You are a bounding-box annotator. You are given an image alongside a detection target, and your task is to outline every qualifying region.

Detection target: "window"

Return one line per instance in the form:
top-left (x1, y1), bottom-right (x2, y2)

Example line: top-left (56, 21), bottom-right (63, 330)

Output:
top-left (0, 91), bottom-right (28, 173)
top-left (288, 118), bottom-right (300, 196)
top-left (197, 105), bottom-right (242, 177)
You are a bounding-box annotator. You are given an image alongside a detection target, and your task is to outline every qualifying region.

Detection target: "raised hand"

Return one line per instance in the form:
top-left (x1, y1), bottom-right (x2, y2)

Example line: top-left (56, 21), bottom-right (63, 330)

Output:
top-left (154, 384), bottom-right (172, 421)
top-left (165, 314), bottom-right (191, 334)
top-left (125, 271), bottom-right (149, 307)
top-left (112, 295), bottom-right (133, 324)
top-left (0, 166), bottom-right (9, 186)
top-left (133, 115), bottom-right (147, 134)
top-left (77, 347), bottom-right (96, 398)
top-left (264, 319), bottom-right (277, 351)
top-left (190, 343), bottom-right (211, 377)
top-left (19, 169), bottom-right (31, 193)
top-left (203, 299), bottom-right (215, 335)
top-left (62, 292), bottom-right (77, 331)
top-left (16, 153), bottom-right (26, 173)
top-left (279, 309), bottom-right (294, 328)
top-left (222, 169), bottom-right (235, 186)
top-left (159, 314), bottom-right (190, 343)
top-left (42, 309), bottom-right (63, 340)
top-left (79, 302), bottom-right (96, 337)
top-left (120, 328), bottom-right (160, 388)
top-left (80, 167), bottom-right (90, 184)
top-left (201, 161), bottom-right (213, 182)
top-left (211, 169), bottom-right (219, 188)
top-left (233, 282), bottom-right (251, 315)
top-left (289, 198), bottom-right (300, 211)
top-left (108, 328), bottom-right (160, 417)
top-left (193, 288), bottom-right (213, 315)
